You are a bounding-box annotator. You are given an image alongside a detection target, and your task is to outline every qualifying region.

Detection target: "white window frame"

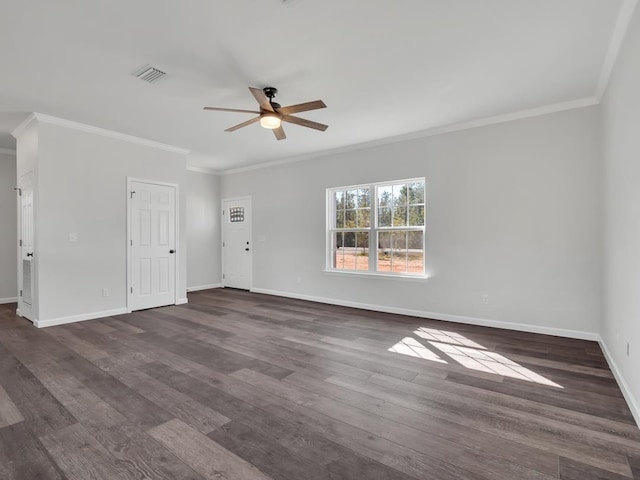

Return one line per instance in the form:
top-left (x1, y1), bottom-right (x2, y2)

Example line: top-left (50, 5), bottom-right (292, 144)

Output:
top-left (326, 177), bottom-right (426, 278)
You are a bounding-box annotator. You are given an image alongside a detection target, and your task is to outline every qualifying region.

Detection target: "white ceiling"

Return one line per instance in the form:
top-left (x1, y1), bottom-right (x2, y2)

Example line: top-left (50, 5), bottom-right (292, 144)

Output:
top-left (0, 0), bottom-right (630, 171)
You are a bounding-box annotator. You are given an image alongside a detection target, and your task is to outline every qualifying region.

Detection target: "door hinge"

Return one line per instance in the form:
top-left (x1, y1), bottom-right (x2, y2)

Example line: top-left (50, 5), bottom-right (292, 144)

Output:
top-left (130, 191), bottom-right (136, 198)
top-left (19, 290), bottom-right (22, 297)
top-left (222, 273), bottom-right (225, 279)
top-left (130, 240), bottom-right (133, 246)
top-left (222, 241), bottom-right (225, 247)
top-left (14, 187), bottom-right (21, 196)
top-left (19, 239), bottom-right (22, 247)
top-left (222, 210), bottom-right (225, 216)
top-left (130, 287), bottom-right (133, 293)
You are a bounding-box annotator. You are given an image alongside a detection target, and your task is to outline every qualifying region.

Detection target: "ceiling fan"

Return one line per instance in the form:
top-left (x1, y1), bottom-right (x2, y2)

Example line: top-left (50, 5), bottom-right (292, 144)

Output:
top-left (203, 87), bottom-right (328, 141)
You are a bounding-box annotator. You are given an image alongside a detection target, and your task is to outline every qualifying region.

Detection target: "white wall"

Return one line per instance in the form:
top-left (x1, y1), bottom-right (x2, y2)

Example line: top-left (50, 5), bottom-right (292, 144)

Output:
top-left (601, 4), bottom-right (640, 422)
top-left (187, 169), bottom-right (221, 290)
top-left (221, 106), bottom-right (602, 338)
top-left (14, 117), bottom-right (188, 324)
top-left (0, 151), bottom-right (17, 302)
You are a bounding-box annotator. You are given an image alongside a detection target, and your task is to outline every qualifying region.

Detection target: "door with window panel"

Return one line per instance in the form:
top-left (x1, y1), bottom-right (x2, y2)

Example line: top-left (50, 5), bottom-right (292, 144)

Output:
top-left (222, 197), bottom-right (252, 289)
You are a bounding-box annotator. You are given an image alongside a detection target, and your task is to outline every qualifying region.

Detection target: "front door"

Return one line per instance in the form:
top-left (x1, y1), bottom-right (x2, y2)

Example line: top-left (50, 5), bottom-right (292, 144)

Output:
top-left (18, 171), bottom-right (34, 321)
top-left (222, 197), bottom-right (252, 290)
top-left (129, 180), bottom-right (177, 311)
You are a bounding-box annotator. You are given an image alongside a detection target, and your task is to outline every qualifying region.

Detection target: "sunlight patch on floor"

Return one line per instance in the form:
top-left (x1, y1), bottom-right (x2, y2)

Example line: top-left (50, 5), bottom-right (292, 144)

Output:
top-left (387, 337), bottom-right (448, 363)
top-left (387, 328), bottom-right (563, 388)
top-left (414, 327), bottom-right (486, 349)
top-left (428, 341), bottom-right (563, 388)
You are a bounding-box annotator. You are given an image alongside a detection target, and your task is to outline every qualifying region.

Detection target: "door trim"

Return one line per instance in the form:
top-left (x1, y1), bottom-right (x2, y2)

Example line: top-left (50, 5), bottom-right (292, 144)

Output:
top-left (221, 195), bottom-right (252, 290)
top-left (126, 177), bottom-right (180, 313)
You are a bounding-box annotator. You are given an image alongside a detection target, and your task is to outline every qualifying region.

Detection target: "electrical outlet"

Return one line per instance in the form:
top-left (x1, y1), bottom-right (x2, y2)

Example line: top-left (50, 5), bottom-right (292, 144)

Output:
top-left (102, 288), bottom-right (110, 297)
top-left (482, 294), bottom-right (489, 305)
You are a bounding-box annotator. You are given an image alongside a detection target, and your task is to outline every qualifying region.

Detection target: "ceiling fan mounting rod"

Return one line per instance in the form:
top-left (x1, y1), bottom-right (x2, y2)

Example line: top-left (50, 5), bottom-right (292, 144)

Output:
top-left (263, 86), bottom-right (278, 101)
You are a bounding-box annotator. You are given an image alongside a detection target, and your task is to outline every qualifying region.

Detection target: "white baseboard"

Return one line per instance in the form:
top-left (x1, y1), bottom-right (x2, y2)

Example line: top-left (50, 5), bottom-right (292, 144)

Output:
top-left (249, 288), bottom-right (599, 341)
top-left (0, 297), bottom-right (18, 304)
top-left (598, 336), bottom-right (640, 427)
top-left (35, 308), bottom-right (128, 328)
top-left (176, 297), bottom-right (189, 305)
top-left (187, 283), bottom-right (223, 292)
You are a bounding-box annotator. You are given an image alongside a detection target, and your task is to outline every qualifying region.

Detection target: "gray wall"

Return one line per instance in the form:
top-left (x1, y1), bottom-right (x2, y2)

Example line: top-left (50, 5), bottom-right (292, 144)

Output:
top-left (221, 106), bottom-right (602, 338)
top-left (0, 151), bottom-right (17, 302)
top-left (15, 118), bottom-right (188, 324)
top-left (187, 169), bottom-right (221, 290)
top-left (601, 4), bottom-right (640, 422)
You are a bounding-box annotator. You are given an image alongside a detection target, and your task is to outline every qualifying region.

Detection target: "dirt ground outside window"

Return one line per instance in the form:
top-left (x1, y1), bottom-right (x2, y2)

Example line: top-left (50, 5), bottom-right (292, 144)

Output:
top-left (335, 248), bottom-right (423, 273)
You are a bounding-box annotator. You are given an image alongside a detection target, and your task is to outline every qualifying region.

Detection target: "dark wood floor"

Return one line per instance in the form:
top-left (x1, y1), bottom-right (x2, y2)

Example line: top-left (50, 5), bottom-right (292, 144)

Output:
top-left (1, 289), bottom-right (639, 479)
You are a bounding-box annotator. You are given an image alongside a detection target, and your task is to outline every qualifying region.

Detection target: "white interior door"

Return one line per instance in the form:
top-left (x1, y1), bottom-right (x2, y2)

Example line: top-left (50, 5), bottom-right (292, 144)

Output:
top-left (129, 180), bottom-right (177, 311)
top-left (18, 172), bottom-right (34, 320)
top-left (222, 197), bottom-right (252, 290)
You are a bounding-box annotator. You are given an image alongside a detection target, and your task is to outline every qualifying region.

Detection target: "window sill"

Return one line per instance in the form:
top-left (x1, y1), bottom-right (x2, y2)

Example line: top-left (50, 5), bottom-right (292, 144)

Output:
top-left (323, 269), bottom-right (429, 281)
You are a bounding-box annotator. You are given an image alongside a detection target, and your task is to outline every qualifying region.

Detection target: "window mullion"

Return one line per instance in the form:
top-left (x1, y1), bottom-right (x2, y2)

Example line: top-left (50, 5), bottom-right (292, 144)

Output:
top-left (370, 185), bottom-right (376, 272)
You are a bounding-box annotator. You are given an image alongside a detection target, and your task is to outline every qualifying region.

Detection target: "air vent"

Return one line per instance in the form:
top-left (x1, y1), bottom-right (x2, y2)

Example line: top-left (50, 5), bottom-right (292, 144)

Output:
top-left (133, 65), bottom-right (167, 84)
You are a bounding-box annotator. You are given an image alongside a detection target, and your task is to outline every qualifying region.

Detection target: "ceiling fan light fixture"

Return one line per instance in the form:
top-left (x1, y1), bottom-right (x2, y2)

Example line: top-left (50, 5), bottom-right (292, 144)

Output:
top-left (203, 86), bottom-right (328, 139)
top-left (260, 114), bottom-right (281, 129)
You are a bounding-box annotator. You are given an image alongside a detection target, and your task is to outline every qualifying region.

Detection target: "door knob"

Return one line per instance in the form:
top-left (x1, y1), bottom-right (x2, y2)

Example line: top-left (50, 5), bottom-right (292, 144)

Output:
top-left (26, 252), bottom-right (33, 257)
top-left (169, 249), bottom-right (175, 254)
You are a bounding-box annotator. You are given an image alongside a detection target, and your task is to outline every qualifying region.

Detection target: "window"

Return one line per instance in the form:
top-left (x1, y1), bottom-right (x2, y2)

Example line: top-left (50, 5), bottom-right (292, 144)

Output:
top-left (229, 206), bottom-right (245, 223)
top-left (327, 178), bottom-right (425, 276)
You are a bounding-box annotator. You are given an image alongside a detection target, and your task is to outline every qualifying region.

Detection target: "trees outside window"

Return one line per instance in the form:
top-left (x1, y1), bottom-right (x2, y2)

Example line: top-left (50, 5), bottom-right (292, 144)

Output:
top-left (328, 178), bottom-right (425, 276)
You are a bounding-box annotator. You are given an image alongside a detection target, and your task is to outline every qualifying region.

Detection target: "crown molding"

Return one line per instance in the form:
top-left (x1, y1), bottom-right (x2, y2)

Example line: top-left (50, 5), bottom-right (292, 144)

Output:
top-left (0, 147), bottom-right (16, 155)
top-left (220, 1), bottom-right (636, 177)
top-left (186, 165), bottom-right (221, 175)
top-left (13, 112), bottom-right (190, 155)
top-left (597, 0), bottom-right (638, 99)
top-left (222, 96), bottom-right (599, 176)
top-left (11, 113), bottom-right (38, 139)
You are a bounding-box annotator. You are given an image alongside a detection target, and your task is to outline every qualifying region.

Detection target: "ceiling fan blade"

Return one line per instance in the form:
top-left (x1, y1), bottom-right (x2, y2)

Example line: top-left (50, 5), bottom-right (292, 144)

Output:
top-left (204, 107), bottom-right (260, 114)
top-left (249, 87), bottom-right (274, 112)
top-left (273, 126), bottom-right (286, 141)
top-left (224, 116), bottom-right (261, 132)
top-left (278, 100), bottom-right (326, 115)
top-left (281, 115), bottom-right (328, 132)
